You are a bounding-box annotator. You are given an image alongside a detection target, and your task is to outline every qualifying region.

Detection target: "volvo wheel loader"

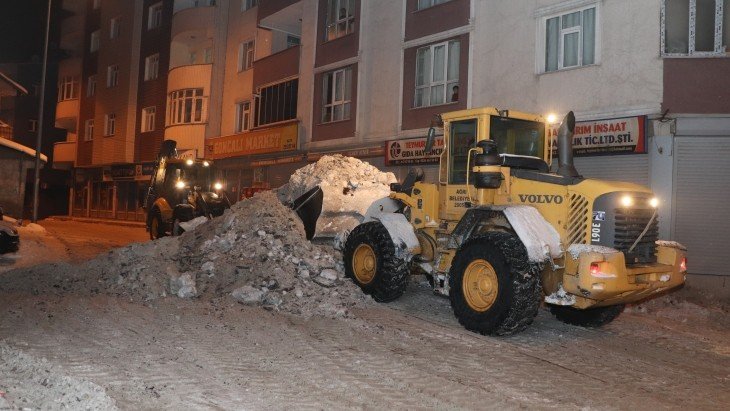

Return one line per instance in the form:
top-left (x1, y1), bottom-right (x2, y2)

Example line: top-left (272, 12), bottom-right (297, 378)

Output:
top-left (342, 108), bottom-right (687, 335)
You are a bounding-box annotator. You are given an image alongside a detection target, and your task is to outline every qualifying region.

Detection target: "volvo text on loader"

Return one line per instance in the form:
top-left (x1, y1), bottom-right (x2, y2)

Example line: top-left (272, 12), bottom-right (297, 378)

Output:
top-left (342, 108), bottom-right (687, 335)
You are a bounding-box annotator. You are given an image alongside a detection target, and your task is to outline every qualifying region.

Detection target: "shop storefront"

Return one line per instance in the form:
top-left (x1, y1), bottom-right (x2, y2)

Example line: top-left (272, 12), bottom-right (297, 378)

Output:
top-left (71, 163), bottom-right (155, 221)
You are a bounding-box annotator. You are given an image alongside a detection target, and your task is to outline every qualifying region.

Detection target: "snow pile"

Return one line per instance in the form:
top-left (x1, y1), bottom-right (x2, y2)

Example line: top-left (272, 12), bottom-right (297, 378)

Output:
top-left (0, 342), bottom-right (117, 410)
top-left (279, 155), bottom-right (397, 238)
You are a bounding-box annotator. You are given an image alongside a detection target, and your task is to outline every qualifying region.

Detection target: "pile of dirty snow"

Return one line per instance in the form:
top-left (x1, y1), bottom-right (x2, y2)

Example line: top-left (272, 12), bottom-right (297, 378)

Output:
top-left (278, 155), bottom-right (397, 238)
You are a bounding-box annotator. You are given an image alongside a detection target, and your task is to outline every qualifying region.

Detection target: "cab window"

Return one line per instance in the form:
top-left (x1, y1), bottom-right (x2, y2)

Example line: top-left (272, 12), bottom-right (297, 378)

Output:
top-left (449, 119), bottom-right (477, 184)
top-left (490, 116), bottom-right (544, 158)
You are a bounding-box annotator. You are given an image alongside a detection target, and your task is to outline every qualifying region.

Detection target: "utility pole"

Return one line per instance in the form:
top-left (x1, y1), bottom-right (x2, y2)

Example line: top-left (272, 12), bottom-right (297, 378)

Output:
top-left (33, 0), bottom-right (52, 223)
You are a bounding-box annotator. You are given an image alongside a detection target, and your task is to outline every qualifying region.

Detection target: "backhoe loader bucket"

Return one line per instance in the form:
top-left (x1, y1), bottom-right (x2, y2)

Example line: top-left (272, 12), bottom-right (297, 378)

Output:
top-left (290, 186), bottom-right (323, 240)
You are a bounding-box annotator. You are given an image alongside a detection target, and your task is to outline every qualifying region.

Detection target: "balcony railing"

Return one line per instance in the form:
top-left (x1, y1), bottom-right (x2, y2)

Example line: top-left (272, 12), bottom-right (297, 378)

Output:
top-left (53, 141), bottom-right (76, 167)
top-left (173, 0), bottom-right (216, 14)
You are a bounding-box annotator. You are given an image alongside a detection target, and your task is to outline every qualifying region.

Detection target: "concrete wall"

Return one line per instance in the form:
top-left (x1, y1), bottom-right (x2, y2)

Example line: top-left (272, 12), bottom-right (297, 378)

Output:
top-left (0, 147), bottom-right (34, 218)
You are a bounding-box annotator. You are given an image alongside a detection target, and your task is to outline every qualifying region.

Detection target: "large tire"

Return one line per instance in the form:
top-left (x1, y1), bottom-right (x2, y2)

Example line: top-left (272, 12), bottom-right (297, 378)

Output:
top-left (549, 304), bottom-right (624, 328)
top-left (343, 221), bottom-right (409, 302)
top-left (449, 232), bottom-right (541, 336)
top-left (149, 210), bottom-right (167, 240)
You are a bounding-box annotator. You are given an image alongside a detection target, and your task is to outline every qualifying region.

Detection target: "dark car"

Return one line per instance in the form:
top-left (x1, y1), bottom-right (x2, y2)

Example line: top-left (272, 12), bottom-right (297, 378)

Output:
top-left (0, 220), bottom-right (19, 254)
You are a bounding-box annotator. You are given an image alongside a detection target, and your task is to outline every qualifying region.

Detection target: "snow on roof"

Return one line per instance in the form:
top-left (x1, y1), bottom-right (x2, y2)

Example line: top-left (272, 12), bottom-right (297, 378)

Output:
top-left (0, 71), bottom-right (28, 95)
top-left (0, 136), bottom-right (47, 162)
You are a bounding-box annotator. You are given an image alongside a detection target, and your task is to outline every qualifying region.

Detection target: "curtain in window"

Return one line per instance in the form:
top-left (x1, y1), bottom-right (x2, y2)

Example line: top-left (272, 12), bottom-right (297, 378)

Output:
top-left (666, 0), bottom-right (690, 53)
top-left (545, 17), bottom-right (559, 72)
top-left (695, 0), bottom-right (717, 51)
top-left (415, 47), bottom-right (431, 107)
top-left (582, 8), bottom-right (596, 64)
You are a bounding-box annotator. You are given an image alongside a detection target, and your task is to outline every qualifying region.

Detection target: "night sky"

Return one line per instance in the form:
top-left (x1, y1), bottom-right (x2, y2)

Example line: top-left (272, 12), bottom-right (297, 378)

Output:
top-left (0, 0), bottom-right (48, 63)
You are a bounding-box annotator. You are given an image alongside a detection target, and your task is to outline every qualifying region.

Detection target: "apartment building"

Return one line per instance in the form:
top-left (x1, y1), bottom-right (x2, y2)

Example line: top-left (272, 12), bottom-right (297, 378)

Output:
top-left (52, 0), bottom-right (729, 289)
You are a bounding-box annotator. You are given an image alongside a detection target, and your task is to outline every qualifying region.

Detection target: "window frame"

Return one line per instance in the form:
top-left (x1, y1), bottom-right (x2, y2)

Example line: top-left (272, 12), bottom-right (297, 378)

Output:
top-left (254, 79), bottom-right (298, 127)
top-left (537, 2), bottom-right (601, 74)
top-left (148, 2), bottom-right (163, 30)
top-left (242, 0), bottom-right (258, 12)
top-left (84, 119), bottom-right (94, 141)
top-left (416, 0), bottom-right (450, 11)
top-left (167, 88), bottom-right (207, 126)
top-left (661, 0), bottom-right (728, 57)
top-left (141, 106), bottom-right (156, 133)
top-left (58, 76), bottom-right (79, 102)
top-left (234, 101), bottom-right (251, 133)
top-left (87, 75), bottom-right (97, 97)
top-left (107, 65), bottom-right (119, 88)
top-left (145, 54), bottom-right (160, 81)
top-left (90, 30), bottom-right (100, 53)
top-left (104, 113), bottom-right (116, 136)
top-left (413, 39), bottom-right (460, 108)
top-left (110, 16), bottom-right (121, 39)
top-left (325, 0), bottom-right (356, 42)
top-left (321, 66), bottom-right (353, 123)
top-left (238, 40), bottom-right (255, 72)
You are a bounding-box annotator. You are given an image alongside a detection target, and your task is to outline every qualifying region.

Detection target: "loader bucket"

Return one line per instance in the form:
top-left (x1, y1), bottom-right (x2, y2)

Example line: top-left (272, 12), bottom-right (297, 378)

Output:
top-left (290, 186), bottom-right (323, 240)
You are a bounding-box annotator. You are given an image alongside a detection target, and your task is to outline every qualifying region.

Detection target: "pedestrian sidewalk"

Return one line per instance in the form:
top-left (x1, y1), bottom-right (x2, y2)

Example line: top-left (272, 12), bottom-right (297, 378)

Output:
top-left (47, 215), bottom-right (146, 228)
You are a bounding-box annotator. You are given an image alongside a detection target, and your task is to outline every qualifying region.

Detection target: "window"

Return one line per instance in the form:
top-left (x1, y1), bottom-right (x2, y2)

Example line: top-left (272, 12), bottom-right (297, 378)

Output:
top-left (417, 0), bottom-right (449, 10)
top-left (414, 40), bottom-right (459, 108)
top-left (84, 119), bottom-right (94, 141)
top-left (204, 47), bottom-right (213, 64)
top-left (325, 0), bottom-right (355, 41)
top-left (542, 5), bottom-right (597, 72)
top-left (662, 0), bottom-right (730, 56)
top-left (93, 0), bottom-right (101, 10)
top-left (490, 116), bottom-right (545, 157)
top-left (238, 40), bottom-right (255, 72)
top-left (104, 113), bottom-right (116, 136)
top-left (58, 76), bottom-right (78, 101)
top-left (242, 0), bottom-right (257, 11)
top-left (141, 107), bottom-right (156, 132)
top-left (255, 79), bottom-right (298, 127)
top-left (287, 35), bottom-right (301, 48)
top-left (235, 101), bottom-right (251, 132)
top-left (90, 30), bottom-right (100, 52)
top-left (148, 2), bottom-right (163, 30)
top-left (107, 65), bottom-right (119, 87)
top-left (87, 75), bottom-right (96, 97)
top-left (29, 119), bottom-right (38, 132)
top-left (448, 119), bottom-right (477, 184)
top-left (110, 17), bottom-right (120, 39)
top-left (145, 54), bottom-right (159, 81)
top-left (322, 67), bottom-right (352, 123)
top-left (168, 88), bottom-right (207, 125)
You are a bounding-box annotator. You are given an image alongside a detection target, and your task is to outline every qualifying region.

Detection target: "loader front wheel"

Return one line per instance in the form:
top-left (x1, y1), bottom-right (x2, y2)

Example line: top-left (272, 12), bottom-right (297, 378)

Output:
top-left (149, 210), bottom-right (167, 240)
top-left (449, 232), bottom-right (541, 336)
top-left (549, 304), bottom-right (624, 328)
top-left (344, 221), bottom-right (409, 302)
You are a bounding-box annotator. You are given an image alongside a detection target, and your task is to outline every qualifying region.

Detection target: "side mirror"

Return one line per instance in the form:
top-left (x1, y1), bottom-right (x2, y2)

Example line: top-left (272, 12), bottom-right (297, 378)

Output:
top-left (425, 127), bottom-right (436, 153)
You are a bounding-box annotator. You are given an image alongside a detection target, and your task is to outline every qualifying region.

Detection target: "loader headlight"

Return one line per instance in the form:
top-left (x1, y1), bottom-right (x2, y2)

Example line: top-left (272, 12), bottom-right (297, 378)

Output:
top-left (203, 161), bottom-right (210, 167)
top-left (620, 195), bottom-right (634, 207)
top-left (186, 159), bottom-right (194, 166)
top-left (649, 197), bottom-right (659, 208)
top-left (213, 182), bottom-right (223, 191)
top-left (175, 180), bottom-right (187, 189)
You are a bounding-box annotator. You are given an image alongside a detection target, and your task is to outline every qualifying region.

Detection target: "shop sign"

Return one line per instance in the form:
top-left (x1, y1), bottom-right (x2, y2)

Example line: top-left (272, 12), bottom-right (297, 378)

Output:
top-left (208, 123), bottom-right (298, 159)
top-left (250, 154), bottom-right (306, 168)
top-left (385, 135), bottom-right (445, 166)
top-left (110, 164), bottom-right (136, 179)
top-left (307, 146), bottom-right (384, 162)
top-left (548, 116), bottom-right (646, 157)
top-left (137, 162), bottom-right (156, 176)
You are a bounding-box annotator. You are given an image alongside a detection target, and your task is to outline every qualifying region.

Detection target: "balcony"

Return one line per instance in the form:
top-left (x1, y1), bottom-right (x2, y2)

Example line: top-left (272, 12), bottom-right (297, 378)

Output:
top-left (168, 63), bottom-right (212, 91)
top-left (172, 4), bottom-right (215, 40)
top-left (58, 58), bottom-right (82, 79)
top-left (170, 29), bottom-right (215, 70)
top-left (173, 0), bottom-right (216, 14)
top-left (52, 140), bottom-right (76, 169)
top-left (253, 45), bottom-right (300, 89)
top-left (164, 124), bottom-right (206, 157)
top-left (55, 99), bottom-right (79, 132)
top-left (258, 0), bottom-right (300, 23)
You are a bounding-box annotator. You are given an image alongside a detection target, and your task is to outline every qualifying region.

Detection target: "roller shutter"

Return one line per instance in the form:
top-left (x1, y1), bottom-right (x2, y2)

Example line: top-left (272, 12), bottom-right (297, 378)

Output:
top-left (672, 137), bottom-right (730, 276)
top-left (572, 155), bottom-right (650, 186)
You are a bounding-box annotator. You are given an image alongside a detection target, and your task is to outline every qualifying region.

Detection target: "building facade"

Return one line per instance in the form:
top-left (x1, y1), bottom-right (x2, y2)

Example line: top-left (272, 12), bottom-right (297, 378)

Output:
top-left (52, 0), bottom-right (730, 291)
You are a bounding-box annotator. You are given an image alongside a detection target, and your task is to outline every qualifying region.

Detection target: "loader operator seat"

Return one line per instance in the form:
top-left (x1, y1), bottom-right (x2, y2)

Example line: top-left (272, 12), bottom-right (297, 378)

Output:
top-left (390, 167), bottom-right (425, 195)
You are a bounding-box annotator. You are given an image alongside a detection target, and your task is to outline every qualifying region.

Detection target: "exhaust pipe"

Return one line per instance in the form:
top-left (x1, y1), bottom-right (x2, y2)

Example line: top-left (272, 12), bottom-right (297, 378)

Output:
top-left (557, 111), bottom-right (580, 178)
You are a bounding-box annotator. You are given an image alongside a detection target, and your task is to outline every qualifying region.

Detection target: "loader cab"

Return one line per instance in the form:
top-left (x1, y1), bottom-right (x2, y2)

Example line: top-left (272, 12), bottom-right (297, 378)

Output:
top-left (436, 108), bottom-right (547, 221)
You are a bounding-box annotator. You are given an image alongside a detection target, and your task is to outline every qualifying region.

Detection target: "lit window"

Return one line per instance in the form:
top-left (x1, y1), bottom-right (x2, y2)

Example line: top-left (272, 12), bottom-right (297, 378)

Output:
top-left (325, 0), bottom-right (355, 41)
top-left (110, 17), bottom-right (121, 39)
top-left (168, 88), bottom-right (207, 125)
top-left (141, 107), bottom-right (156, 132)
top-left (242, 0), bottom-right (258, 12)
top-left (417, 0), bottom-right (450, 10)
top-left (235, 101), bottom-right (251, 132)
top-left (662, 0), bottom-right (729, 56)
top-left (107, 65), bottom-right (119, 87)
top-left (84, 119), bottom-right (94, 141)
top-left (238, 40), bottom-right (255, 72)
top-left (148, 2), bottom-right (163, 30)
top-left (90, 30), bottom-right (100, 52)
top-left (541, 5), bottom-right (597, 72)
top-left (145, 54), bottom-right (160, 81)
top-left (58, 76), bottom-right (79, 101)
top-left (322, 67), bottom-right (352, 123)
top-left (104, 113), bottom-right (116, 136)
top-left (414, 40), bottom-right (459, 108)
top-left (87, 75), bottom-right (96, 97)
top-left (255, 79), bottom-right (298, 127)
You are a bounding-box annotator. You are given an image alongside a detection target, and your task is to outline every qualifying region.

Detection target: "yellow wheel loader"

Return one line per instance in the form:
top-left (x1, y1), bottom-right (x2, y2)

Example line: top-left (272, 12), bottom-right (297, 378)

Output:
top-left (342, 108), bottom-right (687, 335)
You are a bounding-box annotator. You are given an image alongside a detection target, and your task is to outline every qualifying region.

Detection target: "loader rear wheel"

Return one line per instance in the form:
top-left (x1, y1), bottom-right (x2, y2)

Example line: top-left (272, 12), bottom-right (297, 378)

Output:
top-left (344, 221), bottom-right (409, 302)
top-left (449, 232), bottom-right (541, 336)
top-left (549, 304), bottom-right (624, 328)
top-left (149, 210), bottom-right (167, 240)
